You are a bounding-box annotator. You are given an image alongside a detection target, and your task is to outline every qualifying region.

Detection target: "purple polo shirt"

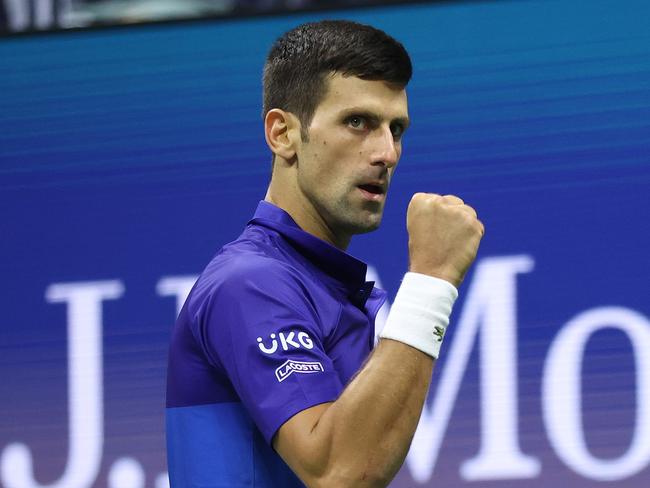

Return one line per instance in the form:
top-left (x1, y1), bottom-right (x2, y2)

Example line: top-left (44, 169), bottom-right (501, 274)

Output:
top-left (166, 201), bottom-right (387, 487)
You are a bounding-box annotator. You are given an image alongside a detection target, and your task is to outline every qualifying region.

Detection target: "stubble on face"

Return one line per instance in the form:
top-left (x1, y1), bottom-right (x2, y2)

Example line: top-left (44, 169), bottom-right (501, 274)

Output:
top-left (292, 74), bottom-right (408, 248)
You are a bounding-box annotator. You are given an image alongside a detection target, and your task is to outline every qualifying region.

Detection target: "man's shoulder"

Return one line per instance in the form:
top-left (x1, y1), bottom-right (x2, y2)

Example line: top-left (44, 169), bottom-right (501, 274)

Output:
top-left (190, 232), bottom-right (305, 304)
top-left (210, 234), bottom-right (295, 282)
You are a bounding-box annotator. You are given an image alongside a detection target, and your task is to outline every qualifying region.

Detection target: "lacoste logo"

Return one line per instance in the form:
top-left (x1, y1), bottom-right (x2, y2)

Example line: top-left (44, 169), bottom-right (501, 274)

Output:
top-left (257, 331), bottom-right (315, 354)
top-left (433, 326), bottom-right (445, 343)
top-left (275, 360), bottom-right (324, 382)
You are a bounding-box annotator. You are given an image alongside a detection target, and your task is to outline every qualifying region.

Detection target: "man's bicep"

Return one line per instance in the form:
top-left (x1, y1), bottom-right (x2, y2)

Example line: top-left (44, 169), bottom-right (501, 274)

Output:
top-left (273, 402), bottom-right (334, 484)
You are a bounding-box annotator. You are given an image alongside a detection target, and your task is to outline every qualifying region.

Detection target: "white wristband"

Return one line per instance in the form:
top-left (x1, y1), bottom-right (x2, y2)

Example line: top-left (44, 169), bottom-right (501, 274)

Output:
top-left (379, 272), bottom-right (458, 358)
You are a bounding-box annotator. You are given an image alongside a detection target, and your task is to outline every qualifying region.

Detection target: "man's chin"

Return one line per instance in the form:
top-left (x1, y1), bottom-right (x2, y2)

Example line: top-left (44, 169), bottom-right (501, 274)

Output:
top-left (353, 223), bottom-right (381, 235)
top-left (329, 200), bottom-right (384, 236)
top-left (347, 213), bottom-right (383, 235)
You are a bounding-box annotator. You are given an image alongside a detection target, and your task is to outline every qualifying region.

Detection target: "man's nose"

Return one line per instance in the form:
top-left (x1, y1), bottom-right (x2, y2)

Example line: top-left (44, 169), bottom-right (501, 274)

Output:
top-left (372, 125), bottom-right (399, 168)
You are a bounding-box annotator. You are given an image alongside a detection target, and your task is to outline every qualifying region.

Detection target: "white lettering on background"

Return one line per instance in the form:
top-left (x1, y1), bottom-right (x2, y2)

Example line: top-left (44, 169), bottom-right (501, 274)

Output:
top-left (542, 306), bottom-right (650, 481)
top-left (0, 281), bottom-right (123, 488)
top-left (366, 265), bottom-right (390, 343)
top-left (406, 255), bottom-right (541, 482)
top-left (0, 265), bottom-right (646, 486)
top-left (107, 457), bottom-right (145, 488)
top-left (156, 275), bottom-right (198, 317)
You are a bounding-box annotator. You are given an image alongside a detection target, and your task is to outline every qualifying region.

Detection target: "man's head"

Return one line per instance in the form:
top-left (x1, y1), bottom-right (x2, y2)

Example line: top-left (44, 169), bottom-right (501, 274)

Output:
top-left (263, 20), bottom-right (412, 139)
top-left (263, 21), bottom-right (412, 249)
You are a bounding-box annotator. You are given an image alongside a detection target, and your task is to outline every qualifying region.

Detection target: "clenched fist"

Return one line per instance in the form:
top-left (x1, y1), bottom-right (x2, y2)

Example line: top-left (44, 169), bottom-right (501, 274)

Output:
top-left (407, 193), bottom-right (484, 287)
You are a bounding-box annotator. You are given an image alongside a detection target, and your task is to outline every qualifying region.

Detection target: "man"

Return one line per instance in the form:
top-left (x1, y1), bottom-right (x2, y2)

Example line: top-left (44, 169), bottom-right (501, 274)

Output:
top-left (166, 20), bottom-right (484, 487)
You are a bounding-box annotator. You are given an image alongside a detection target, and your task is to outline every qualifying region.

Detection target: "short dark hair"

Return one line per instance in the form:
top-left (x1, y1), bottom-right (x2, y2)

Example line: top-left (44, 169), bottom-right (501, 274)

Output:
top-left (263, 20), bottom-right (412, 139)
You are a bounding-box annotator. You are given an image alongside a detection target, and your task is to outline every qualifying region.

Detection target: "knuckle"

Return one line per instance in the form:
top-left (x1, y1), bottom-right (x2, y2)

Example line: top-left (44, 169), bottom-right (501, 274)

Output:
top-left (413, 193), bottom-right (441, 209)
top-left (411, 192), bottom-right (431, 205)
top-left (461, 211), bottom-right (475, 226)
top-left (442, 194), bottom-right (464, 205)
top-left (428, 194), bottom-right (442, 206)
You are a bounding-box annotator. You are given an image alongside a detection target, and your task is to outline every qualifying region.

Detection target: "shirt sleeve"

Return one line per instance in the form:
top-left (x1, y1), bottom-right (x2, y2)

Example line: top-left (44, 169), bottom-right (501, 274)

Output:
top-left (193, 256), bottom-right (344, 444)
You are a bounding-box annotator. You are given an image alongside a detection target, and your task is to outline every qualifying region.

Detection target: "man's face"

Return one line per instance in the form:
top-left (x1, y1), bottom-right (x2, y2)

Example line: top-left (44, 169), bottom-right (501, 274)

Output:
top-left (293, 73), bottom-right (409, 246)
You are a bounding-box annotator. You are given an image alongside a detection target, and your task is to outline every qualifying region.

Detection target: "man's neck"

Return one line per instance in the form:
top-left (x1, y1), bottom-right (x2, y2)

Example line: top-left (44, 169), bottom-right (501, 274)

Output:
top-left (263, 190), bottom-right (351, 250)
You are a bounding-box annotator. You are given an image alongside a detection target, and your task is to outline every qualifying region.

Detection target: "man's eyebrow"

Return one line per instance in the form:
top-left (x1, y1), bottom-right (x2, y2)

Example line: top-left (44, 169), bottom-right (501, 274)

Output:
top-left (394, 116), bottom-right (410, 129)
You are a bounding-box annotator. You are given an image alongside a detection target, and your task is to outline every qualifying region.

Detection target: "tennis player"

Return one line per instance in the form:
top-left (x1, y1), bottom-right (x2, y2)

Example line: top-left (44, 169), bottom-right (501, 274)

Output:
top-left (166, 20), bottom-right (484, 487)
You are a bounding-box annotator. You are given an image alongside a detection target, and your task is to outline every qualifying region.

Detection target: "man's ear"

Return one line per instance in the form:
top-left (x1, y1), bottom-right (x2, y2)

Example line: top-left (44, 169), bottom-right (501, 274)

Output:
top-left (264, 109), bottom-right (302, 163)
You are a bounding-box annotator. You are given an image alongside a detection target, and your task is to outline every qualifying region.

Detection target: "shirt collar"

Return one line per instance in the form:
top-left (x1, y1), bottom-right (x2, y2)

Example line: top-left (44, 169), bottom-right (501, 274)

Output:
top-left (248, 201), bottom-right (370, 300)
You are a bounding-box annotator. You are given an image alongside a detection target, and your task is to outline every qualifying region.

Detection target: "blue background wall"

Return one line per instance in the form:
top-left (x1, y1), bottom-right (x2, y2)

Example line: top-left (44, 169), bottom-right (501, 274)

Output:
top-left (1, 0), bottom-right (649, 486)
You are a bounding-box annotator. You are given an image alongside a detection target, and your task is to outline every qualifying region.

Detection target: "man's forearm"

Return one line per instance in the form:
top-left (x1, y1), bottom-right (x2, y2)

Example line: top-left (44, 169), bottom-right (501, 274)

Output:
top-left (277, 338), bottom-right (434, 487)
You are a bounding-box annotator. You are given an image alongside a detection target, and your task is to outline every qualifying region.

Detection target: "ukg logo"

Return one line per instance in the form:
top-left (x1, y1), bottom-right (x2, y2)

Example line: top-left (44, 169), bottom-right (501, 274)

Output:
top-left (257, 331), bottom-right (314, 354)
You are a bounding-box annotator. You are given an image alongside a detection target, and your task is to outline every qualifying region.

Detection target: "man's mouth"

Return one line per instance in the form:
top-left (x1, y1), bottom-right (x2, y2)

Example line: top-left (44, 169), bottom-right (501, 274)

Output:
top-left (358, 183), bottom-right (385, 195)
top-left (357, 183), bottom-right (386, 201)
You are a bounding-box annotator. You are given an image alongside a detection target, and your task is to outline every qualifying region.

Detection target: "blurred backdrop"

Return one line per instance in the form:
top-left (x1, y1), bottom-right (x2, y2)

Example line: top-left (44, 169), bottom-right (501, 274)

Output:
top-left (1, 0), bottom-right (397, 32)
top-left (1, 0), bottom-right (649, 487)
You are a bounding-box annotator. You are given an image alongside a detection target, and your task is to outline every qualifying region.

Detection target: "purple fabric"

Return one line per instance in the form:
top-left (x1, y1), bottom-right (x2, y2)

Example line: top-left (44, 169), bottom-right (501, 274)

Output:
top-left (167, 200), bottom-right (387, 444)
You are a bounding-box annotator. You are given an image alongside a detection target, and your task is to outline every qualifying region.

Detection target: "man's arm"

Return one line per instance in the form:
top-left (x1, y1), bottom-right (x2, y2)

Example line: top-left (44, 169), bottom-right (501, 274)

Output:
top-left (274, 339), bottom-right (432, 486)
top-left (274, 193), bottom-right (484, 487)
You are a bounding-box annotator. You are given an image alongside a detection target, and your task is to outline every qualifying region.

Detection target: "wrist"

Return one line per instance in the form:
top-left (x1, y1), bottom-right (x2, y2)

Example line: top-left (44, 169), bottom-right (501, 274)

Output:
top-left (408, 264), bottom-right (462, 288)
top-left (379, 272), bottom-right (458, 358)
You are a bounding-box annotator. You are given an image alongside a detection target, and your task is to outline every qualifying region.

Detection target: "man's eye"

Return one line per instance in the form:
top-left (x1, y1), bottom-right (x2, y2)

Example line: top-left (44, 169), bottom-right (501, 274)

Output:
top-left (391, 124), bottom-right (404, 139)
top-left (348, 116), bottom-right (366, 129)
